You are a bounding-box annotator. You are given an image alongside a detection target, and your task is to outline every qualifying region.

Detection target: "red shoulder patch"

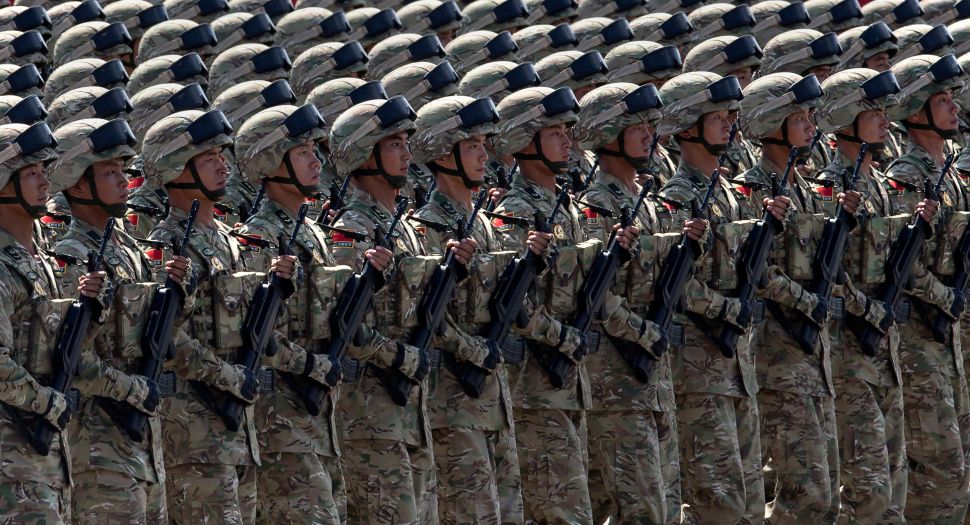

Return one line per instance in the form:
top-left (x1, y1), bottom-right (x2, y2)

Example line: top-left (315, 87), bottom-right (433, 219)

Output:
top-left (330, 231), bottom-right (355, 247)
top-left (127, 176), bottom-right (145, 190)
top-left (735, 185), bottom-right (752, 198)
top-left (127, 213), bottom-right (139, 227)
top-left (814, 185), bottom-right (833, 201)
top-left (52, 258), bottom-right (67, 277)
top-left (145, 247), bottom-right (163, 266)
top-left (663, 202), bottom-right (678, 212)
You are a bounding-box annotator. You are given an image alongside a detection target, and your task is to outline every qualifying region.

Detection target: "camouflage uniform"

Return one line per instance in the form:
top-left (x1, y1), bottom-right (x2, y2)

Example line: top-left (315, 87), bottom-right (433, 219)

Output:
top-left (142, 110), bottom-right (261, 525)
top-left (882, 55), bottom-right (970, 524)
top-left (657, 72), bottom-right (764, 525)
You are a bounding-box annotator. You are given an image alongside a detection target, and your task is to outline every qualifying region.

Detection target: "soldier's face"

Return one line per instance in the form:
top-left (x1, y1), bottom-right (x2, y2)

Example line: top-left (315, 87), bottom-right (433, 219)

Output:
top-left (82, 158), bottom-right (129, 205)
top-left (700, 110), bottom-right (732, 145)
top-left (375, 132), bottom-right (412, 177)
top-left (437, 30), bottom-right (455, 46)
top-left (187, 147), bottom-right (228, 193)
top-left (535, 124), bottom-right (571, 163)
top-left (807, 65), bottom-right (833, 83)
top-left (729, 67), bottom-right (754, 88)
top-left (854, 108), bottom-right (889, 144)
top-left (864, 52), bottom-right (893, 72)
top-left (3, 162), bottom-right (49, 209)
top-left (285, 141), bottom-right (323, 187)
top-left (574, 85), bottom-right (597, 100)
top-left (922, 91), bottom-right (960, 132)
top-left (783, 109), bottom-right (816, 148)
top-left (441, 135), bottom-right (488, 182)
top-left (622, 122), bottom-right (653, 158)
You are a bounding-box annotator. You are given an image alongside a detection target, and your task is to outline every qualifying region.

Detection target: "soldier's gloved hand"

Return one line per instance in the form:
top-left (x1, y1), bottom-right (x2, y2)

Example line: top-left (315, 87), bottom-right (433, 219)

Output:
top-left (720, 298), bottom-right (752, 330)
top-left (864, 298), bottom-right (894, 334)
top-left (41, 389), bottom-right (72, 431)
top-left (303, 352), bottom-right (340, 387)
top-left (809, 295), bottom-right (829, 325)
top-left (126, 375), bottom-right (160, 416)
top-left (795, 292), bottom-right (828, 326)
top-left (393, 343), bottom-right (430, 382)
top-left (949, 288), bottom-right (967, 320)
top-left (457, 337), bottom-right (501, 371)
top-left (226, 365), bottom-right (259, 404)
top-left (557, 325), bottom-right (588, 364)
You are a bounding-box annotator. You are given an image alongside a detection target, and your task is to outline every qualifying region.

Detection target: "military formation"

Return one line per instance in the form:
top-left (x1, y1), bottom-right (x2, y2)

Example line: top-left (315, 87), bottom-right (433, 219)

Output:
top-left (3, 0), bottom-right (970, 524)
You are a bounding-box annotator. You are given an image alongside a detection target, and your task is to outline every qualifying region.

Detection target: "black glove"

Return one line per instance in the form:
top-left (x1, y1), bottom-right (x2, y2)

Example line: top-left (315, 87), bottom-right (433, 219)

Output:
top-left (141, 378), bottom-right (160, 415)
top-left (951, 288), bottom-right (967, 319)
top-left (482, 340), bottom-right (501, 371)
top-left (239, 368), bottom-right (259, 403)
top-left (810, 295), bottom-right (829, 325)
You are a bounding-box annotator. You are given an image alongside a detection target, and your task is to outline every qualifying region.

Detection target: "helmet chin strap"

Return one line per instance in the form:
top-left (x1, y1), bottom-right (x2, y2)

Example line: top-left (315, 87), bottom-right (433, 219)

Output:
top-left (905, 102), bottom-right (960, 139)
top-left (354, 143), bottom-right (408, 189)
top-left (264, 151), bottom-right (321, 198)
top-left (166, 159), bottom-right (228, 201)
top-left (429, 143), bottom-right (483, 189)
top-left (597, 128), bottom-right (650, 171)
top-left (836, 118), bottom-right (887, 157)
top-left (64, 167), bottom-right (129, 218)
top-left (513, 133), bottom-right (569, 174)
top-left (761, 117), bottom-right (813, 159)
top-left (678, 118), bottom-right (728, 156)
top-left (0, 171), bottom-right (46, 218)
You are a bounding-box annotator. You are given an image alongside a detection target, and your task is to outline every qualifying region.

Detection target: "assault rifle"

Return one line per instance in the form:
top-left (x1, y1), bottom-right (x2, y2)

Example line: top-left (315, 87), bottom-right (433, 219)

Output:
top-left (316, 174), bottom-right (353, 226)
top-left (931, 209), bottom-right (970, 342)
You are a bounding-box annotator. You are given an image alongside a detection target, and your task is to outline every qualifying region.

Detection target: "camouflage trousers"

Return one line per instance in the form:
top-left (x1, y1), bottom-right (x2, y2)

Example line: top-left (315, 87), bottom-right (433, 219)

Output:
top-left (166, 463), bottom-right (257, 525)
top-left (587, 409), bottom-right (681, 525)
top-left (677, 393), bottom-right (764, 525)
top-left (758, 389), bottom-right (839, 525)
top-left (256, 451), bottom-right (345, 525)
top-left (0, 480), bottom-right (69, 524)
top-left (73, 469), bottom-right (167, 524)
top-left (515, 408), bottom-right (592, 525)
top-left (834, 377), bottom-right (906, 525)
top-left (431, 425), bottom-right (523, 525)
top-left (341, 438), bottom-right (437, 524)
top-left (904, 371), bottom-right (970, 524)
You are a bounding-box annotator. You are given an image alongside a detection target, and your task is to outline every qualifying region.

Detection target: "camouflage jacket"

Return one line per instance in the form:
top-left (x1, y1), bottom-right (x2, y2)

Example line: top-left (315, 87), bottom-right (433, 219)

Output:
top-left (739, 158), bottom-right (835, 398)
top-left (884, 142), bottom-right (967, 378)
top-left (236, 198), bottom-right (343, 457)
top-left (411, 189), bottom-right (514, 431)
top-left (148, 205), bottom-right (261, 467)
top-left (578, 169), bottom-right (676, 412)
top-left (813, 150), bottom-right (902, 387)
top-left (327, 187), bottom-right (432, 447)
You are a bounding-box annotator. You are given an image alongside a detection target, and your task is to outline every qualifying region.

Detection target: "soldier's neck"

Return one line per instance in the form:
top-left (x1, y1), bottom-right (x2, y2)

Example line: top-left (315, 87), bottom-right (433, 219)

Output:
top-left (266, 181), bottom-right (305, 217)
top-left (434, 173), bottom-right (472, 210)
top-left (354, 175), bottom-right (398, 211)
top-left (762, 144), bottom-right (794, 183)
top-left (0, 206), bottom-right (35, 254)
top-left (70, 204), bottom-right (112, 233)
top-left (599, 156), bottom-right (637, 191)
top-left (836, 141), bottom-right (872, 177)
top-left (169, 194), bottom-right (216, 227)
top-left (679, 143), bottom-right (719, 178)
top-left (907, 127), bottom-right (947, 166)
top-left (518, 161), bottom-right (557, 191)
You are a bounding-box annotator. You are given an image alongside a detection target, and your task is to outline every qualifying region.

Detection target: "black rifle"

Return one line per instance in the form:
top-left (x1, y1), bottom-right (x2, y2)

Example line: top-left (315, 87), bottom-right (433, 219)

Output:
top-left (475, 185), bottom-right (572, 388)
top-left (486, 161), bottom-right (514, 213)
top-left (855, 154), bottom-right (953, 356)
top-left (646, 169), bottom-right (721, 362)
top-left (247, 183), bottom-right (267, 220)
top-left (214, 203), bottom-right (309, 431)
top-left (298, 197), bottom-right (410, 415)
top-left (717, 147), bottom-right (799, 356)
top-left (316, 174), bottom-right (353, 226)
top-left (794, 144), bottom-right (869, 353)
top-left (29, 219), bottom-right (113, 455)
top-left (410, 190), bottom-right (492, 398)
top-left (122, 200), bottom-right (200, 442)
top-left (413, 171), bottom-right (437, 210)
top-left (931, 213), bottom-right (970, 342)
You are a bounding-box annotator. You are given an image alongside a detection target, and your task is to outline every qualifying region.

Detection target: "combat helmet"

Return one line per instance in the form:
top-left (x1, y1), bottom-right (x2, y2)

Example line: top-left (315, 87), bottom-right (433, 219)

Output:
top-left (688, 3), bottom-right (756, 45)
top-left (536, 50), bottom-right (608, 96)
top-left (925, 0), bottom-right (970, 26)
top-left (46, 59), bottom-right (128, 104)
top-left (761, 29), bottom-right (842, 77)
top-left (137, 20), bottom-right (218, 65)
top-left (577, 0), bottom-right (648, 20)
top-left (838, 22), bottom-right (899, 70)
top-left (490, 85), bottom-right (579, 170)
top-left (954, 51), bottom-right (970, 114)
top-left (886, 53), bottom-right (964, 136)
top-left (605, 41), bottom-right (682, 85)
top-left (0, 122), bottom-right (58, 213)
top-left (750, 1), bottom-right (812, 44)
top-left (366, 33), bottom-right (446, 80)
top-left (444, 30), bottom-right (519, 73)
top-left (53, 22), bottom-right (133, 69)
top-left (524, 0), bottom-right (578, 26)
top-left (804, 0), bottom-right (863, 33)
top-left (629, 12), bottom-right (695, 47)
top-left (141, 108), bottom-right (233, 191)
top-left (459, 61), bottom-right (540, 100)
top-left (893, 24), bottom-right (955, 62)
top-left (306, 77), bottom-right (385, 136)
top-left (573, 17), bottom-right (634, 54)
top-left (0, 6), bottom-right (52, 38)
top-left (211, 12), bottom-right (277, 54)
top-left (235, 103), bottom-right (326, 193)
top-left (163, 0), bottom-right (228, 24)
top-left (346, 8), bottom-right (402, 48)
top-left (0, 64), bottom-right (44, 98)
top-left (513, 23), bottom-right (578, 62)
top-left (329, 95), bottom-right (416, 178)
top-left (214, 78), bottom-right (296, 129)
top-left (273, 9), bottom-right (345, 58)
top-left (130, 82), bottom-right (210, 145)
top-left (740, 72), bottom-right (823, 141)
top-left (399, 0), bottom-right (463, 40)
top-left (48, 86), bottom-right (132, 130)
top-left (103, 0), bottom-right (168, 42)
top-left (861, 0), bottom-right (923, 27)
top-left (291, 41), bottom-right (368, 102)
top-left (48, 1), bottom-right (106, 52)
top-left (656, 71), bottom-right (743, 138)
top-left (683, 35), bottom-right (763, 79)
top-left (127, 53), bottom-right (209, 95)
top-left (207, 44), bottom-right (291, 99)
top-left (412, 95), bottom-right (499, 186)
top-left (816, 67), bottom-right (900, 134)
top-left (0, 94), bottom-right (47, 125)
top-left (0, 30), bottom-right (48, 68)
top-left (951, 19), bottom-right (970, 57)
top-left (574, 82), bottom-right (662, 169)
top-left (227, 0), bottom-right (293, 22)
top-left (382, 61), bottom-right (460, 111)
top-left (459, 0), bottom-right (529, 36)
top-left (48, 118), bottom-right (136, 218)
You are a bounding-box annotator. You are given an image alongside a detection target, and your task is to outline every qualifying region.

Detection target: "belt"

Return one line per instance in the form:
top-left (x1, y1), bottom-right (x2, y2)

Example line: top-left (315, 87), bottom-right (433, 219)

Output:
top-left (341, 358), bottom-right (364, 383)
top-left (501, 337), bottom-right (526, 364)
top-left (158, 371), bottom-right (176, 398)
top-left (259, 368), bottom-right (276, 393)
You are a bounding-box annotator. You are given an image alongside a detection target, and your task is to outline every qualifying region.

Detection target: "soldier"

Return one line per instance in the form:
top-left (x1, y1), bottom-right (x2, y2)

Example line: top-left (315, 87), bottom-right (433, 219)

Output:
top-left (738, 72), bottom-right (841, 524)
top-left (366, 33), bottom-right (446, 81)
top-left (489, 85), bottom-right (649, 524)
top-left (44, 58), bottom-right (129, 104)
top-left (327, 95), bottom-right (476, 523)
top-left (812, 67), bottom-right (919, 524)
top-left (883, 53), bottom-right (970, 523)
top-left (137, 20), bottom-right (218, 66)
top-left (573, 82), bottom-right (685, 525)
top-left (52, 21), bottom-right (134, 70)
top-left (207, 44), bottom-right (291, 100)
top-left (0, 121), bottom-right (102, 523)
top-left (233, 103), bottom-right (391, 524)
top-left (656, 71), bottom-right (766, 524)
top-left (837, 22), bottom-right (899, 72)
top-left (141, 109), bottom-right (262, 525)
top-left (410, 94), bottom-right (526, 524)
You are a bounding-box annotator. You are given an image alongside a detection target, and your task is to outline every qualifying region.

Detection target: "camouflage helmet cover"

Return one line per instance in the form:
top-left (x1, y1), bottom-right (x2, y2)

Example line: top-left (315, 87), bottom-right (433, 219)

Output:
top-left (577, 0), bottom-right (647, 19)
top-left (273, 8), bottom-right (340, 58)
top-left (329, 96), bottom-right (417, 176)
top-left (0, 6), bottom-right (52, 39)
top-left (804, 0), bottom-right (863, 33)
top-left (130, 82), bottom-right (211, 144)
top-left (207, 43), bottom-right (291, 99)
top-left (0, 30), bottom-right (48, 67)
top-left (740, 71), bottom-right (821, 138)
top-left (211, 12), bottom-right (277, 54)
top-left (399, 0), bottom-right (463, 35)
top-left (48, 117), bottom-right (136, 193)
top-left (412, 94), bottom-right (499, 163)
top-left (886, 53), bottom-right (964, 121)
top-left (657, 71), bottom-right (742, 135)
top-left (837, 23), bottom-right (899, 69)
top-left (955, 50), bottom-right (970, 112)
top-left (893, 24), bottom-right (955, 62)
top-left (574, 81), bottom-right (660, 151)
top-left (227, 0), bottom-right (294, 20)
top-left (127, 53), bottom-right (209, 95)
top-left (381, 61), bottom-right (459, 111)
top-left (141, 109), bottom-right (233, 186)
top-left (525, 0), bottom-right (579, 25)
top-left (48, 86), bottom-right (131, 130)
top-left (346, 7), bottom-right (403, 47)
top-left (213, 79), bottom-right (295, 129)
top-left (604, 40), bottom-right (681, 84)
top-left (291, 41), bottom-right (368, 101)
top-left (444, 30), bottom-right (515, 72)
top-left (761, 28), bottom-right (842, 75)
top-left (512, 24), bottom-right (579, 62)
top-left (861, 0), bottom-right (924, 26)
top-left (458, 60), bottom-right (537, 100)
top-left (816, 67), bottom-right (899, 131)
top-left (137, 19), bottom-right (216, 64)
top-left (490, 85), bottom-right (579, 155)
top-left (48, 1), bottom-right (107, 52)
top-left (103, 0), bottom-right (165, 41)
top-left (0, 63), bottom-right (44, 98)
top-left (234, 103), bottom-right (326, 185)
top-left (688, 3), bottom-right (756, 43)
top-left (630, 12), bottom-right (695, 46)
top-left (750, 0), bottom-right (812, 44)
top-left (459, 0), bottom-right (529, 36)
top-left (53, 21), bottom-right (133, 68)
top-left (535, 50), bottom-right (608, 92)
top-left (163, 0), bottom-right (229, 24)
top-left (45, 58), bottom-right (129, 104)
top-left (305, 76), bottom-right (368, 125)
top-left (0, 122), bottom-right (58, 190)
top-left (951, 20), bottom-right (970, 58)
top-left (366, 33), bottom-right (446, 81)
top-left (683, 35), bottom-right (762, 76)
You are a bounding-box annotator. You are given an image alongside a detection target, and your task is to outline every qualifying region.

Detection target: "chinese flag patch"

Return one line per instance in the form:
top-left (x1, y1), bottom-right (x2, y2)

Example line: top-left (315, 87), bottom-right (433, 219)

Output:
top-left (491, 213), bottom-right (514, 231)
top-left (735, 185), bottom-right (752, 198)
top-left (888, 179), bottom-right (906, 194)
top-left (145, 247), bottom-right (163, 266)
top-left (582, 208), bottom-right (598, 224)
top-left (127, 176), bottom-right (145, 190)
top-left (814, 185), bottom-right (833, 201)
top-left (238, 234), bottom-right (262, 252)
top-left (40, 215), bottom-right (64, 229)
top-left (330, 231), bottom-right (355, 247)
top-left (127, 213), bottom-right (139, 227)
top-left (53, 258), bottom-right (66, 277)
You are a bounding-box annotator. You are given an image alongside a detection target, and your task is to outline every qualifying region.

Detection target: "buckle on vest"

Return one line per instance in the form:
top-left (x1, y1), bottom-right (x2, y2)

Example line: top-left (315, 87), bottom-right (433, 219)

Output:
top-left (428, 348), bottom-right (443, 370)
top-left (667, 323), bottom-right (686, 346)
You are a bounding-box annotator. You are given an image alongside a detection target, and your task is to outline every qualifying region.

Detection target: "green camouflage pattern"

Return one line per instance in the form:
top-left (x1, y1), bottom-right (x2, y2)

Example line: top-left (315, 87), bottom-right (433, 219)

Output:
top-left (571, 17), bottom-right (614, 54)
top-left (103, 0), bottom-right (154, 41)
top-left (816, 67), bottom-right (900, 133)
top-left (684, 36), bottom-right (762, 76)
top-left (128, 54), bottom-right (210, 96)
top-left (273, 8), bottom-right (337, 59)
top-left (761, 28), bottom-right (842, 76)
top-left (459, 0), bottom-right (529, 35)
top-left (861, 0), bottom-right (925, 26)
top-left (887, 54), bottom-right (964, 121)
top-left (137, 20), bottom-right (216, 65)
top-left (165, 463), bottom-right (256, 525)
top-left (212, 79), bottom-right (275, 129)
top-left (346, 8), bottom-right (402, 47)
top-left (951, 20), bottom-right (970, 57)
top-left (208, 44), bottom-right (290, 99)
top-left (605, 40), bottom-right (681, 85)
top-left (329, 98), bottom-right (416, 177)
top-left (47, 86), bottom-right (126, 132)
top-left (228, 0), bottom-right (291, 20)
top-left (445, 30), bottom-right (507, 73)
top-left (513, 25), bottom-right (577, 63)
top-left (0, 6), bottom-right (49, 38)
top-left (72, 469), bottom-right (167, 524)
top-left (740, 72), bottom-right (820, 139)
top-left (630, 12), bottom-right (695, 46)
top-left (805, 0), bottom-right (864, 33)
top-left (45, 58), bottom-right (119, 105)
top-left (688, 3), bottom-right (755, 44)
top-left (164, 0), bottom-right (229, 24)
top-left (657, 71), bottom-right (740, 136)
top-left (382, 61), bottom-right (459, 111)
top-left (0, 122), bottom-right (58, 189)
top-left (526, 0), bottom-right (578, 24)
top-left (401, 0), bottom-right (462, 36)
top-left (341, 438), bottom-right (437, 524)
top-left (48, 118), bottom-right (137, 194)
top-left (255, 452), bottom-right (344, 524)
top-left (0, 30), bottom-right (46, 68)
top-left (367, 33), bottom-right (444, 81)
top-left (894, 23), bottom-right (956, 61)
top-left (535, 50), bottom-right (608, 92)
top-left (0, 64), bottom-right (42, 98)
top-left (53, 22), bottom-right (133, 68)
top-left (838, 24), bottom-right (901, 70)
top-left (212, 12), bottom-right (277, 54)
top-left (412, 95), bottom-right (499, 164)
top-left (130, 83), bottom-right (205, 146)
top-left (489, 86), bottom-right (579, 157)
top-left (304, 76), bottom-right (366, 136)
top-left (752, 0), bottom-right (811, 44)
top-left (47, 2), bottom-right (90, 51)
top-left (291, 41), bottom-right (368, 102)
top-left (574, 82), bottom-right (659, 151)
top-left (457, 60), bottom-right (520, 100)
top-left (234, 104), bottom-right (326, 186)
top-left (141, 109), bottom-right (234, 187)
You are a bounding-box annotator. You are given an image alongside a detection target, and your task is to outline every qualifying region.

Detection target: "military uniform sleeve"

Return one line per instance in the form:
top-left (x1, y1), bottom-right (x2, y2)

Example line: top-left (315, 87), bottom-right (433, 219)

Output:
top-left (327, 212), bottom-right (373, 269)
top-left (166, 326), bottom-right (242, 391)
